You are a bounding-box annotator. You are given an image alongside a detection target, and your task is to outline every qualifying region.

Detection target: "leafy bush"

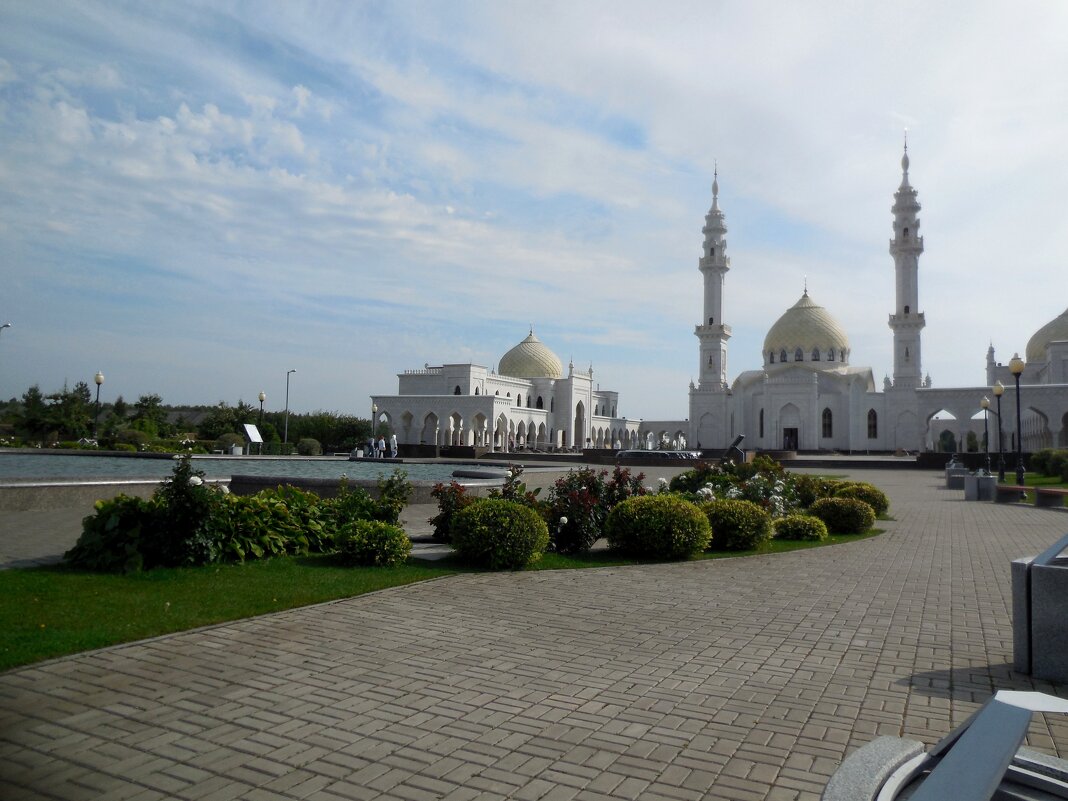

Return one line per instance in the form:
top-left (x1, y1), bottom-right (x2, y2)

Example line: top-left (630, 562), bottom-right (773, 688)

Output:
top-left (488, 465), bottom-right (541, 508)
top-left (115, 428), bottom-right (149, 448)
top-left (327, 481), bottom-right (379, 529)
top-left (669, 461), bottom-right (729, 494)
top-left (450, 499), bottom-right (549, 570)
top-left (65, 495), bottom-right (156, 573)
top-left (544, 468), bottom-right (606, 554)
top-left (809, 497), bottom-right (875, 534)
top-left (773, 514), bottom-right (829, 541)
top-left (375, 469), bottom-right (412, 525)
top-left (336, 520), bottom-right (411, 566)
top-left (214, 494), bottom-right (293, 561)
top-left (113, 442), bottom-right (137, 453)
top-left (429, 481), bottom-right (474, 542)
top-left (141, 456), bottom-right (226, 567)
top-left (834, 482), bottom-right (889, 516)
top-left (700, 499), bottom-right (773, 551)
top-left (296, 437), bottom-right (322, 456)
top-left (603, 465), bottom-right (648, 509)
top-left (604, 495), bottom-right (710, 559)
top-left (730, 454), bottom-right (784, 481)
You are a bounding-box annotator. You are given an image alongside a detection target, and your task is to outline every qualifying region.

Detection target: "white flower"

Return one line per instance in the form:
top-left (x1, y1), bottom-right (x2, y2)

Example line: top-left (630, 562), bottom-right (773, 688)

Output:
top-left (173, 454), bottom-right (182, 460)
top-left (658, 477), bottom-right (668, 486)
top-left (559, 516), bottom-right (568, 526)
top-left (219, 485), bottom-right (230, 495)
top-left (188, 475), bottom-right (203, 486)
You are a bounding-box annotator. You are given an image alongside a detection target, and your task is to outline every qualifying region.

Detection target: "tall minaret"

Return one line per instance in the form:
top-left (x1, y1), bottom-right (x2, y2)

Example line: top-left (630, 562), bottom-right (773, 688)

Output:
top-left (695, 169), bottom-right (731, 389)
top-left (888, 139), bottom-right (925, 390)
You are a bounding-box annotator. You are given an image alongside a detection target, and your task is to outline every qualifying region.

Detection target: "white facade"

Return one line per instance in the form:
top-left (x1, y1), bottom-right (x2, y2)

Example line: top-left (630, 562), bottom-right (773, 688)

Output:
top-left (372, 331), bottom-right (641, 452)
top-left (684, 148), bottom-right (1068, 453)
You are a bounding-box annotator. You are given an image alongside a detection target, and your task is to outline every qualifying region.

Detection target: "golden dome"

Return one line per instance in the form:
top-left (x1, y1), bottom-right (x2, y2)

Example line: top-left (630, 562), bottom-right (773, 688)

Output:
top-left (763, 292), bottom-right (850, 363)
top-left (1026, 306), bottom-right (1068, 363)
top-left (498, 331), bottom-right (563, 379)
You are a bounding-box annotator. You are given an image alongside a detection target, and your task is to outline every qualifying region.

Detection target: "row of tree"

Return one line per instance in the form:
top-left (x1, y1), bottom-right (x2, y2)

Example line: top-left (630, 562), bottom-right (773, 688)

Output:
top-left (0, 385), bottom-right (377, 453)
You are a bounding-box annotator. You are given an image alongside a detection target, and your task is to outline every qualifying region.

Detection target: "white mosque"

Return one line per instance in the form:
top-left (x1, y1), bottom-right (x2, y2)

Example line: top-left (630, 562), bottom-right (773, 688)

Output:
top-left (372, 147), bottom-right (1068, 455)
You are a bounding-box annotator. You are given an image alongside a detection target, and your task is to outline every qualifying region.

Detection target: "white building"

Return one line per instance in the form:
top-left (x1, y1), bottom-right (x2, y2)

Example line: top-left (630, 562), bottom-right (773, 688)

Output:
top-left (372, 330), bottom-right (641, 452)
top-left (681, 149), bottom-right (1068, 453)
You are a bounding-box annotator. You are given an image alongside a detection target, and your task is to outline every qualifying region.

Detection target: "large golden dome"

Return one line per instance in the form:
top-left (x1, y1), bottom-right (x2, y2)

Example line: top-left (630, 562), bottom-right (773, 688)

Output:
top-left (1026, 306), bottom-right (1068, 363)
top-left (498, 331), bottom-right (563, 379)
top-left (763, 292), bottom-right (850, 363)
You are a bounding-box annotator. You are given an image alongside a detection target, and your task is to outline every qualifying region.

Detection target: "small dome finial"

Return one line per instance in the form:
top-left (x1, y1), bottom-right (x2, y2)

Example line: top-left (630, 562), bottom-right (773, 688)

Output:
top-left (901, 129), bottom-right (910, 173)
top-left (803, 275), bottom-right (808, 295)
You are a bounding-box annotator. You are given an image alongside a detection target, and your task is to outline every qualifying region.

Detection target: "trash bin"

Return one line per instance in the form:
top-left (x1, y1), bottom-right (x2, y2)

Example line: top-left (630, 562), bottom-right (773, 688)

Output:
top-left (1013, 533), bottom-right (1068, 682)
top-left (229, 444), bottom-right (243, 456)
top-left (822, 691), bottom-right (1068, 800)
top-left (963, 472), bottom-right (996, 500)
top-left (944, 457), bottom-right (968, 489)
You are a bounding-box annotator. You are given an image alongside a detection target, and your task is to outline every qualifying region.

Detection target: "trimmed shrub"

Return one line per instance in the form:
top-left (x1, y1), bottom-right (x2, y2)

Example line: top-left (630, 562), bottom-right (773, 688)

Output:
top-left (296, 437), bottom-right (322, 456)
top-left (336, 520), bottom-right (411, 566)
top-left (773, 514), bottom-right (829, 541)
top-left (375, 469), bottom-right (413, 524)
top-left (809, 497), bottom-right (875, 534)
top-left (700, 499), bottom-right (773, 551)
top-left (429, 481), bottom-right (474, 542)
top-left (1048, 451), bottom-right (1068, 481)
top-left (792, 475), bottom-right (843, 508)
top-left (214, 432), bottom-right (245, 453)
top-left (1031, 448), bottom-right (1055, 476)
top-left (115, 428), bottom-right (150, 448)
top-left (834, 482), bottom-right (890, 516)
top-left (604, 495), bottom-right (710, 559)
top-left (451, 499), bottom-right (549, 570)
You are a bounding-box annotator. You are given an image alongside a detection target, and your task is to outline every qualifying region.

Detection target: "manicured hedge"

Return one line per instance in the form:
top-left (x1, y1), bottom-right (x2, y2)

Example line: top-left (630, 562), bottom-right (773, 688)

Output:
top-left (700, 499), bottom-right (773, 551)
top-left (808, 497), bottom-right (875, 534)
top-left (604, 495), bottom-right (710, 560)
top-left (450, 498), bottom-right (549, 570)
top-left (834, 482), bottom-right (889, 516)
top-left (773, 514), bottom-right (829, 541)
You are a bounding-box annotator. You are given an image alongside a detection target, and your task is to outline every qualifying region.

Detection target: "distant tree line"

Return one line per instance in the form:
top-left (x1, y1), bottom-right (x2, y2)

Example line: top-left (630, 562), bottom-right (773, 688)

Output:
top-left (0, 385), bottom-right (373, 453)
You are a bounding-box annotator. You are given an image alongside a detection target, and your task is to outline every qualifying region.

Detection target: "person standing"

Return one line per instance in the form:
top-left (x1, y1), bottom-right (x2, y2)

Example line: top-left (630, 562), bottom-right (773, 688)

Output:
top-left (377, 435), bottom-right (386, 458)
top-left (389, 433), bottom-right (398, 458)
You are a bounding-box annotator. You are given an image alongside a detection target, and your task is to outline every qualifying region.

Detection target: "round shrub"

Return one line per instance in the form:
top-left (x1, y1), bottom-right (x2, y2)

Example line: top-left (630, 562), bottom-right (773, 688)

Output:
top-left (451, 499), bottom-right (550, 570)
top-left (1031, 448), bottom-right (1054, 476)
top-left (1047, 451), bottom-right (1068, 480)
top-left (809, 497), bottom-right (875, 534)
top-left (296, 437), bottom-right (323, 456)
top-left (700, 499), bottom-right (773, 551)
top-left (336, 520), bottom-right (411, 566)
top-left (773, 514), bottom-right (829, 542)
top-left (792, 475), bottom-right (842, 508)
top-left (214, 432), bottom-right (245, 453)
top-left (604, 495), bottom-right (710, 560)
top-left (834, 482), bottom-right (889, 516)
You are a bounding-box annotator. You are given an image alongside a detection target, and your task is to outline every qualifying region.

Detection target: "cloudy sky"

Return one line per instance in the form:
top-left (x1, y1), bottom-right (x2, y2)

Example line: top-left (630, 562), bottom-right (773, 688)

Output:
top-left (1, 1), bottom-right (1065, 420)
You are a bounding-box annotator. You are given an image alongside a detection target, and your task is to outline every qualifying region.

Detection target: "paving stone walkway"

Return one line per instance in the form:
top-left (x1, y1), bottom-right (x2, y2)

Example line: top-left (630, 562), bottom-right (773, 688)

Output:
top-left (2, 469), bottom-right (1068, 800)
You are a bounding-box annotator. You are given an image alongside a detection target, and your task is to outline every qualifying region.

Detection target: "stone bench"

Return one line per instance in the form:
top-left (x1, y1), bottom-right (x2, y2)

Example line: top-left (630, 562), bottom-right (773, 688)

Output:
top-left (994, 484), bottom-right (1028, 503)
top-left (1036, 487), bottom-right (1068, 508)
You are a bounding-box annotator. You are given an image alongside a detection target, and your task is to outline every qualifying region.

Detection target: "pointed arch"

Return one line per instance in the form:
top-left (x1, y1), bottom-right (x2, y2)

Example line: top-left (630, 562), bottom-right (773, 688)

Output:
top-left (822, 408), bottom-right (833, 438)
top-left (867, 409), bottom-right (878, 439)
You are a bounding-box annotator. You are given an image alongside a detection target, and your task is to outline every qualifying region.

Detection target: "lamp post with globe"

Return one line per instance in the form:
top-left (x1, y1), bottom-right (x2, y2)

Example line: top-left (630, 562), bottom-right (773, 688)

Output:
top-left (992, 380), bottom-right (1005, 481)
top-left (980, 396), bottom-right (991, 475)
top-left (258, 391), bottom-right (266, 454)
top-left (93, 371), bottom-right (104, 439)
top-left (1009, 353), bottom-right (1026, 486)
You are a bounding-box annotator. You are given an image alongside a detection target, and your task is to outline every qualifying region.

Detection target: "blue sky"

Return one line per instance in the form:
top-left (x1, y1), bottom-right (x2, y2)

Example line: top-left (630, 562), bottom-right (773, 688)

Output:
top-left (1, 1), bottom-right (1066, 420)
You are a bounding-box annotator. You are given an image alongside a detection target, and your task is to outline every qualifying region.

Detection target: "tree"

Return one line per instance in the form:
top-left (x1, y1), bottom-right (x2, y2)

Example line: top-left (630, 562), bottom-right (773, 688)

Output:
top-left (132, 394), bottom-right (167, 438)
top-left (17, 385), bottom-right (49, 437)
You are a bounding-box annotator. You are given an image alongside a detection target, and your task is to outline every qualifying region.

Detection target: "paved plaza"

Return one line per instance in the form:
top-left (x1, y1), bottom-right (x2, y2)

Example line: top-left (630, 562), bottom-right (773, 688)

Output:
top-left (2, 468), bottom-right (1068, 800)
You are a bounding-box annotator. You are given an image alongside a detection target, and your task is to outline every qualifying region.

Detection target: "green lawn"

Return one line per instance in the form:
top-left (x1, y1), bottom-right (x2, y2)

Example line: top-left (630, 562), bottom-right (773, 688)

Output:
top-left (1, 530), bottom-right (881, 673)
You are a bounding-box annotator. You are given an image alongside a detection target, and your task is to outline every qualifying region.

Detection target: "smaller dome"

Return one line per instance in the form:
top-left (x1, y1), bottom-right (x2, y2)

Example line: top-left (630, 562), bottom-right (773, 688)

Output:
top-left (499, 331), bottom-right (563, 379)
top-left (1026, 306), bottom-right (1068, 363)
top-left (763, 292), bottom-right (850, 363)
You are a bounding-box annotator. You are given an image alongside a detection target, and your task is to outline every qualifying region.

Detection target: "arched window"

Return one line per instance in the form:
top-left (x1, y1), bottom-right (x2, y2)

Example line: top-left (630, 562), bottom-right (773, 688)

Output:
top-left (795, 347), bottom-right (804, 362)
top-left (904, 305), bottom-right (910, 314)
top-left (495, 390), bottom-right (499, 396)
top-left (867, 409), bottom-right (878, 439)
top-left (811, 348), bottom-right (820, 361)
top-left (453, 385), bottom-right (462, 395)
top-left (903, 227), bottom-right (909, 240)
top-left (527, 397), bottom-right (531, 408)
top-left (536, 396), bottom-right (543, 409)
top-left (822, 408), bottom-right (833, 438)
top-left (474, 387), bottom-right (480, 395)
top-left (516, 394), bottom-right (522, 406)
top-left (550, 398), bottom-right (554, 412)
top-left (905, 347), bottom-right (910, 362)
top-left (828, 348), bottom-right (835, 361)
top-left (769, 351), bottom-right (775, 364)
top-left (710, 247), bottom-right (715, 259)
top-left (612, 406), bottom-right (616, 416)
top-left (780, 349), bottom-right (788, 363)
top-left (506, 392), bottom-right (511, 398)
top-left (759, 409), bottom-right (764, 438)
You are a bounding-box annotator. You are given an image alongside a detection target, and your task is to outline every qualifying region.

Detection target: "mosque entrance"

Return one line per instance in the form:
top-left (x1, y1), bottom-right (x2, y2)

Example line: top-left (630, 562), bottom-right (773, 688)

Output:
top-left (782, 428), bottom-right (798, 450)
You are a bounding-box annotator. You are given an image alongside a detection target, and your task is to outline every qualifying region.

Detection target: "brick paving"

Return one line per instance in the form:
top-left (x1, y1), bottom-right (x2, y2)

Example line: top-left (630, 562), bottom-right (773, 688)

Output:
top-left (3, 468), bottom-right (1068, 800)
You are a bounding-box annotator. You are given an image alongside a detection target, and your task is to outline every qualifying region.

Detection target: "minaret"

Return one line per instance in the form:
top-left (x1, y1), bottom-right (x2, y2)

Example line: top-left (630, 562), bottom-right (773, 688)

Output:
top-left (888, 139), bottom-right (925, 390)
top-left (695, 169), bottom-right (731, 389)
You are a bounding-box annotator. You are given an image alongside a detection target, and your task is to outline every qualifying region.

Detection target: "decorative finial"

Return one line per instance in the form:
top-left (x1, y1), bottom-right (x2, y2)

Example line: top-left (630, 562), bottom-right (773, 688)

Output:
top-left (803, 275), bottom-right (808, 295)
top-left (712, 161), bottom-right (719, 198)
top-left (901, 129), bottom-right (910, 173)
top-left (529, 323), bottom-right (534, 336)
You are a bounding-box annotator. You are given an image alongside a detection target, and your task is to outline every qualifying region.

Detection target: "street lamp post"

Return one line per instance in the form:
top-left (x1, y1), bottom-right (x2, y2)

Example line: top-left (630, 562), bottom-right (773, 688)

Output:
top-left (284, 370), bottom-right (296, 451)
top-left (980, 396), bottom-right (991, 474)
top-left (1009, 353), bottom-right (1026, 486)
top-left (993, 380), bottom-right (1005, 481)
top-left (93, 371), bottom-right (104, 439)
top-left (371, 402), bottom-right (378, 455)
top-left (258, 391), bottom-right (266, 455)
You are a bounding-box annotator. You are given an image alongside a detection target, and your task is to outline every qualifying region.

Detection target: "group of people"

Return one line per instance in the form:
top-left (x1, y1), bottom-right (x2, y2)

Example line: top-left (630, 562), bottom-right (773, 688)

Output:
top-left (365, 433), bottom-right (398, 459)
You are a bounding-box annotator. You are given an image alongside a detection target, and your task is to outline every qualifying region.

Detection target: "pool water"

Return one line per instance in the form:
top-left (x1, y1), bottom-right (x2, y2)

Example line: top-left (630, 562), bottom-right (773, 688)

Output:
top-left (0, 453), bottom-right (478, 484)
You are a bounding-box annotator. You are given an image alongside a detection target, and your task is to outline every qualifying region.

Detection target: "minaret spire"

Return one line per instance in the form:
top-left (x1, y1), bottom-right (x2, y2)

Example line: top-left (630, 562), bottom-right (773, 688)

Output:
top-left (695, 170), bottom-right (731, 390)
top-left (888, 140), bottom-right (925, 390)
